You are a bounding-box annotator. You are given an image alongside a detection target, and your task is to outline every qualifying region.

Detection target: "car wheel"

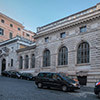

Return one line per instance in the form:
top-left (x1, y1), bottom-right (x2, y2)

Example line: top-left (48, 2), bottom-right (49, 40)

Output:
top-left (98, 92), bottom-right (100, 98)
top-left (62, 85), bottom-right (67, 92)
top-left (37, 83), bottom-right (43, 88)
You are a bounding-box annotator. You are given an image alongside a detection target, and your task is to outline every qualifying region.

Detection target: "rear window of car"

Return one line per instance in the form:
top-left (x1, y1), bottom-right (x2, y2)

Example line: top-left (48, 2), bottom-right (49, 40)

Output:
top-left (46, 73), bottom-right (53, 78)
top-left (38, 73), bottom-right (53, 78)
top-left (38, 73), bottom-right (46, 77)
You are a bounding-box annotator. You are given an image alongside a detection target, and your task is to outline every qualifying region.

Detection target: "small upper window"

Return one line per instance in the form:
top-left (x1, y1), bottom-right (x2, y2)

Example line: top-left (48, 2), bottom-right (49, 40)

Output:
top-left (11, 59), bottom-right (13, 67)
top-left (45, 37), bottom-right (49, 42)
top-left (26, 33), bottom-right (30, 37)
top-left (60, 32), bottom-right (66, 38)
top-left (9, 32), bottom-right (13, 39)
top-left (0, 28), bottom-right (4, 35)
top-left (32, 36), bottom-right (34, 38)
top-left (80, 26), bottom-right (87, 33)
top-left (10, 24), bottom-right (13, 27)
top-left (18, 28), bottom-right (21, 31)
top-left (1, 19), bottom-right (5, 23)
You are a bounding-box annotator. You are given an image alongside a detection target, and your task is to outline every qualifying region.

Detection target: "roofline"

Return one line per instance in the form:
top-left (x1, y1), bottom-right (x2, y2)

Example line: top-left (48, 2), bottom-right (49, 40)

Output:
top-left (37, 3), bottom-right (99, 32)
top-left (0, 12), bottom-right (24, 28)
top-left (0, 37), bottom-right (19, 46)
top-left (0, 36), bottom-right (34, 46)
top-left (37, 5), bottom-right (96, 29)
top-left (23, 29), bottom-right (36, 34)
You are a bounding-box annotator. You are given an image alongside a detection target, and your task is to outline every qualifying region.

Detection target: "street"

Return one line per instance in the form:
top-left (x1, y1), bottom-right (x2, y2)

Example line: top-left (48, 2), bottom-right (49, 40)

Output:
top-left (0, 76), bottom-right (99, 100)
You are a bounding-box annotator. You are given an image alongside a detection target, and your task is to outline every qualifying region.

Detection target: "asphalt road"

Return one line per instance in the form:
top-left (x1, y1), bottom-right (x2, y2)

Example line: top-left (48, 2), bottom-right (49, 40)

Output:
top-left (0, 76), bottom-right (99, 100)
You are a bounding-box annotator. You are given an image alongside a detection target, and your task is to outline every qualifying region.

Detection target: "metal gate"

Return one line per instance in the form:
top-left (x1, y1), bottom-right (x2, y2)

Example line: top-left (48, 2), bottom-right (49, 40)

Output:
top-left (77, 76), bottom-right (87, 85)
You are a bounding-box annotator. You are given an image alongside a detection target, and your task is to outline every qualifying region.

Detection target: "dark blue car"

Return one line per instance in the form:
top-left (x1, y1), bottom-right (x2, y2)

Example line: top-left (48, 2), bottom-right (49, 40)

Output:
top-left (94, 80), bottom-right (100, 98)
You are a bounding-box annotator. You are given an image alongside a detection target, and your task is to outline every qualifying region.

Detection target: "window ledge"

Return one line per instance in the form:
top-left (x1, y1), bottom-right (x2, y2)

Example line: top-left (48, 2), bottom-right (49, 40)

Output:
top-left (76, 63), bottom-right (90, 66)
top-left (29, 68), bottom-right (35, 69)
top-left (41, 66), bottom-right (51, 69)
top-left (57, 65), bottom-right (68, 68)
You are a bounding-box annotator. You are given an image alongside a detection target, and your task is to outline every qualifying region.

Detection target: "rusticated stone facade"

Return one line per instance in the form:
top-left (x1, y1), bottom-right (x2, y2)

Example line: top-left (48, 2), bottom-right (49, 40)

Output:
top-left (0, 36), bottom-right (34, 75)
top-left (11, 3), bottom-right (100, 86)
top-left (34, 3), bottom-right (100, 86)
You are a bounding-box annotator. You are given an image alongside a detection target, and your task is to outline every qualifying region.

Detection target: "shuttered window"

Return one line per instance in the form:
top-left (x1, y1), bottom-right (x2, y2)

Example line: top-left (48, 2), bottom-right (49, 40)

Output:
top-left (43, 49), bottom-right (50, 67)
top-left (77, 42), bottom-right (89, 64)
top-left (58, 46), bottom-right (68, 65)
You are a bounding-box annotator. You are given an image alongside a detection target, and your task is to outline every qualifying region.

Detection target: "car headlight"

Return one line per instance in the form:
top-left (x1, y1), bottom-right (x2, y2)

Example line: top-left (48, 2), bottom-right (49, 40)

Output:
top-left (71, 83), bottom-right (77, 87)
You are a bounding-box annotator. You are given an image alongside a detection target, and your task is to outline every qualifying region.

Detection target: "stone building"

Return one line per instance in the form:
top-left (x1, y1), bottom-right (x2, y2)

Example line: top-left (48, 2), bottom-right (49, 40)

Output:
top-left (16, 45), bottom-right (36, 74)
top-left (2, 3), bottom-right (100, 86)
top-left (0, 12), bottom-right (35, 42)
top-left (33, 3), bottom-right (100, 86)
top-left (0, 36), bottom-right (35, 75)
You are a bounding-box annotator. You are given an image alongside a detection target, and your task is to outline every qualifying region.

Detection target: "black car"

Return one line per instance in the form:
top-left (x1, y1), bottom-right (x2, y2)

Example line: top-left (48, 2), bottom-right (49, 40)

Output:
top-left (94, 80), bottom-right (100, 98)
top-left (10, 71), bottom-right (21, 78)
top-left (20, 73), bottom-right (35, 80)
top-left (1, 71), bottom-right (9, 76)
top-left (35, 72), bottom-right (80, 92)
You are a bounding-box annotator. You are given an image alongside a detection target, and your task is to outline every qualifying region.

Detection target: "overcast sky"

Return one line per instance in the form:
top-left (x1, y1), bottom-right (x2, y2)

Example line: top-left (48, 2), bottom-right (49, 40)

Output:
top-left (0, 0), bottom-right (100, 32)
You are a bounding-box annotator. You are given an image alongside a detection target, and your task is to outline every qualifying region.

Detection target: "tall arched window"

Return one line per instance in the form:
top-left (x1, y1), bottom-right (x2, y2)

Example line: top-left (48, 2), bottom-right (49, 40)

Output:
top-left (58, 46), bottom-right (68, 65)
top-left (43, 49), bottom-right (50, 67)
top-left (31, 54), bottom-right (35, 68)
top-left (11, 59), bottom-right (13, 67)
top-left (25, 55), bottom-right (29, 69)
top-left (19, 56), bottom-right (23, 69)
top-left (77, 42), bottom-right (89, 64)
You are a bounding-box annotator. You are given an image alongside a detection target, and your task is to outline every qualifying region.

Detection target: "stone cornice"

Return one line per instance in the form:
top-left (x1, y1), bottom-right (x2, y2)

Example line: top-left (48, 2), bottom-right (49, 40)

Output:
top-left (34, 3), bottom-right (100, 39)
top-left (16, 45), bottom-right (36, 53)
top-left (35, 10), bottom-right (100, 39)
top-left (0, 36), bottom-right (34, 46)
top-left (37, 5), bottom-right (97, 32)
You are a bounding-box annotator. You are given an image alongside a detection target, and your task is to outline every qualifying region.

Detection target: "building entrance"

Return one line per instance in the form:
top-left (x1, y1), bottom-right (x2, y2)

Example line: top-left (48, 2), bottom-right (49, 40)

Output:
top-left (2, 59), bottom-right (6, 72)
top-left (77, 76), bottom-right (87, 85)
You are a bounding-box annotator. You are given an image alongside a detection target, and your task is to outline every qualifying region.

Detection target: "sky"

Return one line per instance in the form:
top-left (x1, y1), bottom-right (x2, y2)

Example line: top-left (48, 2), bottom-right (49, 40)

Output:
top-left (0, 0), bottom-right (100, 32)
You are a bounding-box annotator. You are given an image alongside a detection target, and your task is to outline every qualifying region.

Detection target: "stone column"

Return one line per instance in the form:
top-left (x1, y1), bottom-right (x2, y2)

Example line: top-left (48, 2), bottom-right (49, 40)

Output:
top-left (6, 57), bottom-right (9, 70)
top-left (29, 54), bottom-right (31, 69)
top-left (23, 55), bottom-right (25, 69)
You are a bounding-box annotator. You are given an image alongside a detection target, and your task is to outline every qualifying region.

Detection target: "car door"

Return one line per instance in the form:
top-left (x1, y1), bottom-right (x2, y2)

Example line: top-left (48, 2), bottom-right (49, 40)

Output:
top-left (51, 74), bottom-right (62, 88)
top-left (45, 73), bottom-right (54, 87)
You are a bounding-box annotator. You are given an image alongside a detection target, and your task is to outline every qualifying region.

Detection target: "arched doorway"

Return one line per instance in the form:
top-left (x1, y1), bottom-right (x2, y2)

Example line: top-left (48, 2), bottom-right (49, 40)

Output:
top-left (2, 59), bottom-right (6, 72)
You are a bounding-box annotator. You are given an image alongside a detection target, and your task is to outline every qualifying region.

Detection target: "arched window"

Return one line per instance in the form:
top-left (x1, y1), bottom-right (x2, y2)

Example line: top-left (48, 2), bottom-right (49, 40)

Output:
top-left (43, 49), bottom-right (50, 67)
top-left (11, 59), bottom-right (13, 67)
top-left (19, 56), bottom-right (23, 69)
top-left (25, 55), bottom-right (29, 69)
top-left (58, 46), bottom-right (68, 65)
top-left (77, 42), bottom-right (89, 64)
top-left (31, 54), bottom-right (35, 68)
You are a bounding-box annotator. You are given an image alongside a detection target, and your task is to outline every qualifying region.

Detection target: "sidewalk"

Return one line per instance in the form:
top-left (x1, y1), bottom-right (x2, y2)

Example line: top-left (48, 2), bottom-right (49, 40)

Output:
top-left (80, 86), bottom-right (94, 92)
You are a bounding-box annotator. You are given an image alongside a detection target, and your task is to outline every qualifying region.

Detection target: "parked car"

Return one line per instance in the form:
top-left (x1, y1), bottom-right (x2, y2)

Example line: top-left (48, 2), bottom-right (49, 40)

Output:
top-left (20, 73), bottom-right (35, 80)
top-left (1, 71), bottom-right (9, 76)
top-left (10, 71), bottom-right (21, 78)
top-left (35, 72), bottom-right (80, 92)
top-left (94, 80), bottom-right (100, 98)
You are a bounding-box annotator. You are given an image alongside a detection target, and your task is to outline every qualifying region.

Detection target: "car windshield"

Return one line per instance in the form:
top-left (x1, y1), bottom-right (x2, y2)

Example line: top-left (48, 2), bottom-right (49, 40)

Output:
top-left (26, 73), bottom-right (33, 76)
top-left (59, 73), bottom-right (76, 83)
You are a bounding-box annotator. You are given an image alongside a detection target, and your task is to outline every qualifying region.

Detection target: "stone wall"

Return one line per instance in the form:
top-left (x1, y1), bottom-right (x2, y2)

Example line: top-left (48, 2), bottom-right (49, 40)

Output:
top-left (35, 18), bottom-right (100, 86)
